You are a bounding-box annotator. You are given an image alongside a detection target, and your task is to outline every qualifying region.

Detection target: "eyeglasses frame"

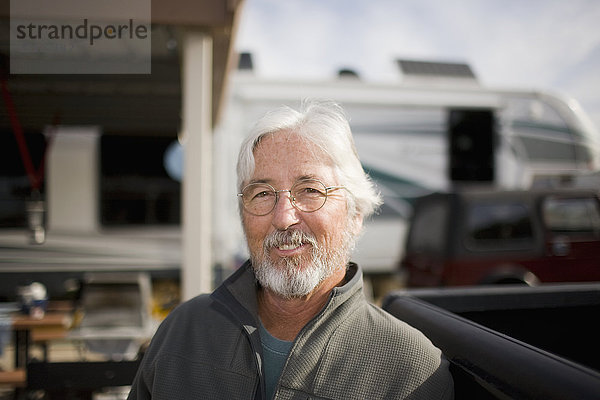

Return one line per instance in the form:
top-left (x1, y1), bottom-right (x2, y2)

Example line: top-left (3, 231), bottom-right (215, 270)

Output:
top-left (237, 179), bottom-right (346, 216)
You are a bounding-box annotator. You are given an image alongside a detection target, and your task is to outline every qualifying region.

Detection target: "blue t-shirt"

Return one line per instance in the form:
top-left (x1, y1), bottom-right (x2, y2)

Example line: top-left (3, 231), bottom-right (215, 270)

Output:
top-left (258, 319), bottom-right (293, 400)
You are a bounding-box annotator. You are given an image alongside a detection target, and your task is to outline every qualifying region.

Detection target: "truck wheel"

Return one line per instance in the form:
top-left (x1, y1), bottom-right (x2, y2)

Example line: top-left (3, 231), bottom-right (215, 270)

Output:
top-left (481, 268), bottom-right (540, 286)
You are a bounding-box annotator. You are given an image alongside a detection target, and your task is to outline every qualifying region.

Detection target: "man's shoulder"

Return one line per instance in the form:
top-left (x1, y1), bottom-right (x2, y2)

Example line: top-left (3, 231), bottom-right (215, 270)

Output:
top-left (338, 301), bottom-right (442, 359)
top-left (165, 293), bottom-right (213, 320)
top-left (150, 293), bottom-right (216, 340)
top-left (144, 293), bottom-right (231, 358)
top-left (308, 301), bottom-right (453, 399)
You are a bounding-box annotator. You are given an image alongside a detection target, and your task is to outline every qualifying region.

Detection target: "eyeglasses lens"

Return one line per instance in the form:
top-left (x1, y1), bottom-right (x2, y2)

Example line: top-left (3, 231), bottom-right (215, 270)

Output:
top-left (241, 180), bottom-right (328, 215)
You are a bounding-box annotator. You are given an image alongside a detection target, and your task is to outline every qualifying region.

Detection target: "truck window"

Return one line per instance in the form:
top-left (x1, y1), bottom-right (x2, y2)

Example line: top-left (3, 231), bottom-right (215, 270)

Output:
top-left (466, 202), bottom-right (534, 250)
top-left (408, 201), bottom-right (447, 254)
top-left (543, 197), bottom-right (600, 233)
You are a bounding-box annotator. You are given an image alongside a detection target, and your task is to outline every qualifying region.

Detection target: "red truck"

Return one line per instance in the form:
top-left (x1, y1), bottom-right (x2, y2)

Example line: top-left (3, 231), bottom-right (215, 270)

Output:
top-left (401, 188), bottom-right (600, 287)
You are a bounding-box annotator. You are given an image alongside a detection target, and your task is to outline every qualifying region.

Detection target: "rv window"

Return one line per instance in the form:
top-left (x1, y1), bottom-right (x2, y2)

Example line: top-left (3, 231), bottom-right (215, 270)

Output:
top-left (466, 202), bottom-right (534, 250)
top-left (502, 96), bottom-right (593, 164)
top-left (517, 136), bottom-right (587, 162)
top-left (408, 201), bottom-right (447, 254)
top-left (100, 135), bottom-right (180, 226)
top-left (503, 97), bottom-right (567, 129)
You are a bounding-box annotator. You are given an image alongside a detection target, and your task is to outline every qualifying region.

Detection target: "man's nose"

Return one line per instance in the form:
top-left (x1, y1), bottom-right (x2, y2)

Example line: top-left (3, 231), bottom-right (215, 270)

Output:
top-left (271, 191), bottom-right (300, 230)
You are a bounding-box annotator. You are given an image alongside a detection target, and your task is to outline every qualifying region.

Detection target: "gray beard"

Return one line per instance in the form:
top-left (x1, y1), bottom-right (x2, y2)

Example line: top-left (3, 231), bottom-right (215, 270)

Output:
top-left (251, 228), bottom-right (355, 299)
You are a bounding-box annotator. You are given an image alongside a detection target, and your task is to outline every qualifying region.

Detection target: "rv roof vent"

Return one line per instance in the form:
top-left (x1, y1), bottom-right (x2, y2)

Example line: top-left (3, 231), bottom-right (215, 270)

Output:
top-left (397, 59), bottom-right (478, 85)
top-left (337, 68), bottom-right (360, 80)
top-left (238, 52), bottom-right (254, 71)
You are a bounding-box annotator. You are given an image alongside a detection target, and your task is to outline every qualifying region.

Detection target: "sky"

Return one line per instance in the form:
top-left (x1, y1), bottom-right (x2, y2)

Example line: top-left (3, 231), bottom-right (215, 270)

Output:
top-left (234, 0), bottom-right (600, 131)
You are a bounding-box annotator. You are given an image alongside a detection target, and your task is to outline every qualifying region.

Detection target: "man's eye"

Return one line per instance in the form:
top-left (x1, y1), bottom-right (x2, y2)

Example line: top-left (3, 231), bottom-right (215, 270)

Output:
top-left (254, 190), bottom-right (273, 199)
top-left (299, 187), bottom-right (324, 196)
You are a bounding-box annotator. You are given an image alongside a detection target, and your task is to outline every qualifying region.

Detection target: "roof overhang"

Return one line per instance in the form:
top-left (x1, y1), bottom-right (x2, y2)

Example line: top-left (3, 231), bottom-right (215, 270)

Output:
top-left (0, 0), bottom-right (245, 134)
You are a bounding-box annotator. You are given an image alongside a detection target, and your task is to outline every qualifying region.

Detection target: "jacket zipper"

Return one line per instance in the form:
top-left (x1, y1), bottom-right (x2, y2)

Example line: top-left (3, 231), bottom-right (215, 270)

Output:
top-left (243, 324), bottom-right (266, 400)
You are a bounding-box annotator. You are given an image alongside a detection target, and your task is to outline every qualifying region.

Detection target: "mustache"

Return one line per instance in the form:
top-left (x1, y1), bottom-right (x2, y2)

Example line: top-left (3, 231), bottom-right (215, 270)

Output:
top-left (263, 229), bottom-right (318, 250)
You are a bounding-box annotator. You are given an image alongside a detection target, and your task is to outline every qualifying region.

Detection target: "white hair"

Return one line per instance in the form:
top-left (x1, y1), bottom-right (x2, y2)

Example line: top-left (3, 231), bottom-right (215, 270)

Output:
top-left (236, 99), bottom-right (382, 219)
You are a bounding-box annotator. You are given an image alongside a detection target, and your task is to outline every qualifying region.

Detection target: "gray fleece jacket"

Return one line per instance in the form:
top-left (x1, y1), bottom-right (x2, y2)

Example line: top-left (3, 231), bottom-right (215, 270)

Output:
top-left (128, 261), bottom-right (454, 400)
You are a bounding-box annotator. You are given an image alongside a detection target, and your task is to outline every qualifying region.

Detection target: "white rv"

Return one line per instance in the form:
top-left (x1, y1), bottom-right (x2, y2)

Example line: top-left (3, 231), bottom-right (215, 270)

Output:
top-left (1, 60), bottom-right (598, 299)
top-left (212, 60), bottom-right (600, 280)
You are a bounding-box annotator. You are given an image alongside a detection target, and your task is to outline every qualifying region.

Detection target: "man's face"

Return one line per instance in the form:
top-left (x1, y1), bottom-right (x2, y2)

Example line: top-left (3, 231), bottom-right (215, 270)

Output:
top-left (241, 132), bottom-right (359, 298)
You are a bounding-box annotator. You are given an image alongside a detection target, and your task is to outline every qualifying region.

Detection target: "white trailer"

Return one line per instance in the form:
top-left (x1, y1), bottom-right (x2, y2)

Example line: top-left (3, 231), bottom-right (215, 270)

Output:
top-left (2, 60), bottom-right (598, 299)
top-left (212, 64), bottom-right (600, 279)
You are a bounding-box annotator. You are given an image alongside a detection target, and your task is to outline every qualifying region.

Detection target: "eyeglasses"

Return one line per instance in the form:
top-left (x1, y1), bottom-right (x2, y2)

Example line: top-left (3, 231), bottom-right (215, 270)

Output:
top-left (237, 179), bottom-right (346, 216)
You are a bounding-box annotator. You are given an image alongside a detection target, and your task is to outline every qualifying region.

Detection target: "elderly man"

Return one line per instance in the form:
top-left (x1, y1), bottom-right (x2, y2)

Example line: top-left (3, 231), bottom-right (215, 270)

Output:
top-left (128, 100), bottom-right (453, 400)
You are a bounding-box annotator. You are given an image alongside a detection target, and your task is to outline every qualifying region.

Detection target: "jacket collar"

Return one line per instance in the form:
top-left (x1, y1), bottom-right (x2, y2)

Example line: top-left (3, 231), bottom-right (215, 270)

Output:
top-left (212, 259), bottom-right (363, 323)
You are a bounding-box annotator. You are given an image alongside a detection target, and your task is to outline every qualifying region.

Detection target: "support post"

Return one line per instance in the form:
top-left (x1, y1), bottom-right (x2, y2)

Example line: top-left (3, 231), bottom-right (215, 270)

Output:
top-left (181, 30), bottom-right (213, 299)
